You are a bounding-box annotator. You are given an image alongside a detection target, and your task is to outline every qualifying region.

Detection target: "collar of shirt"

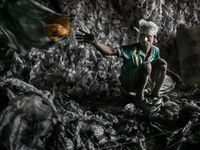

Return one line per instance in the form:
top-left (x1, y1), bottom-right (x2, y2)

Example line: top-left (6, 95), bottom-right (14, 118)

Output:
top-left (137, 45), bottom-right (154, 62)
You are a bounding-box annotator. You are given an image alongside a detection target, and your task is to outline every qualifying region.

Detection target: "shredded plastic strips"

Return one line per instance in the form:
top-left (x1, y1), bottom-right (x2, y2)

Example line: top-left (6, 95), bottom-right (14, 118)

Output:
top-left (0, 0), bottom-right (200, 150)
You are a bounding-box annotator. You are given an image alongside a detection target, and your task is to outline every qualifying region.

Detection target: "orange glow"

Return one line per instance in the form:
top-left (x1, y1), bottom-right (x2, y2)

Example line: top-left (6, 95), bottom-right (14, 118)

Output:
top-left (43, 15), bottom-right (71, 41)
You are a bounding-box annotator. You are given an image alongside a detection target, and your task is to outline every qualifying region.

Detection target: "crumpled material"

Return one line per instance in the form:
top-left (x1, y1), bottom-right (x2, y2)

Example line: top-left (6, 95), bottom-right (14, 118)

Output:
top-left (0, 0), bottom-right (200, 150)
top-left (160, 75), bottom-right (176, 94)
top-left (1, 65), bottom-right (200, 150)
top-left (0, 94), bottom-right (55, 150)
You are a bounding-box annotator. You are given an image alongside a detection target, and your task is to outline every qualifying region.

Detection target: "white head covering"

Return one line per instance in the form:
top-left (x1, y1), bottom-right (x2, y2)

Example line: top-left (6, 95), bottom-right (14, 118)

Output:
top-left (134, 19), bottom-right (158, 35)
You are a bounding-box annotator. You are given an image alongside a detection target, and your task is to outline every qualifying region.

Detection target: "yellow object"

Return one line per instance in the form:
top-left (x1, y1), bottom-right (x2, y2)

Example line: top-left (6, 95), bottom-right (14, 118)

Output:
top-left (43, 15), bottom-right (71, 41)
top-left (177, 92), bottom-right (186, 98)
top-left (64, 94), bottom-right (70, 98)
top-left (194, 83), bottom-right (200, 88)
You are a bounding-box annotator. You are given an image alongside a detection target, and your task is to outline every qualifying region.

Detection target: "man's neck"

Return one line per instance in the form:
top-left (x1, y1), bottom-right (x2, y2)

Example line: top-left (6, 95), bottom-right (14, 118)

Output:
top-left (142, 47), bottom-right (151, 55)
top-left (142, 47), bottom-right (151, 60)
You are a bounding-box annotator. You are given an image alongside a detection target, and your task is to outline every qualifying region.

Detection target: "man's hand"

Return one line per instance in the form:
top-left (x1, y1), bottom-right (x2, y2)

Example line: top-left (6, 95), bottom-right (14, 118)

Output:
top-left (76, 29), bottom-right (98, 45)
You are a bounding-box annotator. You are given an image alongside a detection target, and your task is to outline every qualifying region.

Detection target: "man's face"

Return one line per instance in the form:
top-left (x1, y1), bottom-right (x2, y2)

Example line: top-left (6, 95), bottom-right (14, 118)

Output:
top-left (139, 33), bottom-right (155, 50)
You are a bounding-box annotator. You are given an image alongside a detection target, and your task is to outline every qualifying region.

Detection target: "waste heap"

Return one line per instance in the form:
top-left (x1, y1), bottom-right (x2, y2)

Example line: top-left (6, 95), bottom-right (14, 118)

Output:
top-left (1, 0), bottom-right (200, 150)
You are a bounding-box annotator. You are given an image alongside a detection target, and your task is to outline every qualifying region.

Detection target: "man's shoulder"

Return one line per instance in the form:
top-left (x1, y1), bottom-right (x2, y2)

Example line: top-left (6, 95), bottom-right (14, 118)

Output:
top-left (119, 43), bottom-right (138, 50)
top-left (118, 43), bottom-right (139, 57)
top-left (125, 43), bottom-right (140, 50)
top-left (151, 44), bottom-right (160, 53)
top-left (151, 44), bottom-right (159, 50)
top-left (130, 42), bottom-right (140, 47)
top-left (122, 43), bottom-right (138, 47)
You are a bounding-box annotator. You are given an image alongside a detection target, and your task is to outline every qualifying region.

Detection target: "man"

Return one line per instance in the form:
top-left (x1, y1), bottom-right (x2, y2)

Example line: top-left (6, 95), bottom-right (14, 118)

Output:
top-left (76, 19), bottom-right (167, 112)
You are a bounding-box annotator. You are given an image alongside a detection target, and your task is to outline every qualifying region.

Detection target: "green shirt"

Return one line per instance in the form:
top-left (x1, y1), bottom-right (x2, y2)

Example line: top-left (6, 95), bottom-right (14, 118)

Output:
top-left (117, 43), bottom-right (160, 77)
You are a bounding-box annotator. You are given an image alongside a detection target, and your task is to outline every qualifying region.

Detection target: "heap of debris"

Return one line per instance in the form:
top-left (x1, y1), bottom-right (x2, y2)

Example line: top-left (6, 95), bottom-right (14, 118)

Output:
top-left (1, 0), bottom-right (200, 150)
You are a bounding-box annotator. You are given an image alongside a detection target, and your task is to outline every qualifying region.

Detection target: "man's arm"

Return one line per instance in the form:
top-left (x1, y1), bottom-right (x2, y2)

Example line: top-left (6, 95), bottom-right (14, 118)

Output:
top-left (93, 41), bottom-right (118, 56)
top-left (76, 29), bottom-right (118, 56)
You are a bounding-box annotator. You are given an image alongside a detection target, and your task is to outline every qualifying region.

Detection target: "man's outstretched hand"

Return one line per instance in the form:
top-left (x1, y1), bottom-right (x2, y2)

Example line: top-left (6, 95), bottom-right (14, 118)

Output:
top-left (76, 29), bottom-right (98, 45)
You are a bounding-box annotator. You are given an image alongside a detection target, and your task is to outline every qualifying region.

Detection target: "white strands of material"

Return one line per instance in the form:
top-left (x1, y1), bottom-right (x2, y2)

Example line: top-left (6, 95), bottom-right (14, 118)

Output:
top-left (134, 19), bottom-right (158, 35)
